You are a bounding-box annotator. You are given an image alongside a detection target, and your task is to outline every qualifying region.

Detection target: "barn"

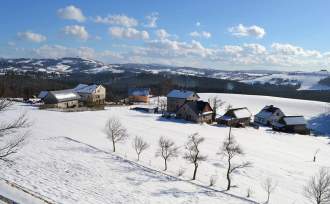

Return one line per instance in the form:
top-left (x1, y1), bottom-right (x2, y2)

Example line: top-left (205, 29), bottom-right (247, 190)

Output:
top-left (166, 90), bottom-right (199, 113)
top-left (128, 88), bottom-right (150, 103)
top-left (43, 90), bottom-right (80, 108)
top-left (272, 116), bottom-right (310, 135)
top-left (176, 101), bottom-right (213, 123)
top-left (217, 107), bottom-right (252, 127)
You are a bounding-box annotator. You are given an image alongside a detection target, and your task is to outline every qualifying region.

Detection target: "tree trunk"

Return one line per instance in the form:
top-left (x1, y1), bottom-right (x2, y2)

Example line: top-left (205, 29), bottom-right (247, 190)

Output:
top-left (226, 158), bottom-right (231, 190)
top-left (164, 158), bottom-right (167, 171)
top-left (137, 153), bottom-right (140, 161)
top-left (192, 163), bottom-right (198, 180)
top-left (112, 140), bottom-right (116, 152)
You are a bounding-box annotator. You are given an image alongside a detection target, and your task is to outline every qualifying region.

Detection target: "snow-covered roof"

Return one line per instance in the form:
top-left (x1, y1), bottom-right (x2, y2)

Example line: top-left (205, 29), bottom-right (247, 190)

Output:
top-left (38, 91), bottom-right (48, 99)
top-left (283, 116), bottom-right (306, 125)
top-left (74, 84), bottom-right (99, 94)
top-left (167, 90), bottom-right (198, 99)
top-left (233, 108), bottom-right (252, 118)
top-left (128, 88), bottom-right (150, 96)
top-left (255, 105), bottom-right (281, 119)
top-left (49, 90), bottom-right (80, 102)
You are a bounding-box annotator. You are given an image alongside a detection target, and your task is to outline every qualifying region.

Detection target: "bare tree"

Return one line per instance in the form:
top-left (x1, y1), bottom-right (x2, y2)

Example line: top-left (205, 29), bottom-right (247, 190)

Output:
top-left (221, 131), bottom-right (252, 190)
top-left (246, 187), bottom-right (253, 198)
top-left (104, 117), bottom-right (128, 152)
top-left (158, 98), bottom-right (167, 114)
top-left (313, 149), bottom-right (320, 162)
top-left (0, 98), bottom-right (29, 163)
top-left (304, 168), bottom-right (330, 204)
top-left (183, 133), bottom-right (207, 180)
top-left (155, 136), bottom-right (179, 171)
top-left (262, 177), bottom-right (278, 204)
top-left (132, 136), bottom-right (149, 161)
top-left (225, 104), bottom-right (233, 112)
top-left (208, 96), bottom-right (225, 121)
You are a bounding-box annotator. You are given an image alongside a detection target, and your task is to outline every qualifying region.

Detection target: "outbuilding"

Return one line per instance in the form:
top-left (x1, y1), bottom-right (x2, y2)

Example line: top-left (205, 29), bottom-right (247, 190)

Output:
top-left (43, 89), bottom-right (80, 108)
top-left (217, 107), bottom-right (252, 127)
top-left (272, 116), bottom-right (310, 135)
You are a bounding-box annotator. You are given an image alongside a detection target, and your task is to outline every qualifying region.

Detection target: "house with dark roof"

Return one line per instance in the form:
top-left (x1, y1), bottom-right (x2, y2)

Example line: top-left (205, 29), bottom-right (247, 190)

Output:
top-left (217, 107), bottom-right (252, 127)
top-left (272, 116), bottom-right (310, 135)
top-left (128, 88), bottom-right (150, 103)
top-left (43, 89), bottom-right (80, 108)
top-left (254, 105), bottom-right (285, 126)
top-left (176, 101), bottom-right (213, 123)
top-left (73, 84), bottom-right (106, 105)
top-left (166, 89), bottom-right (199, 113)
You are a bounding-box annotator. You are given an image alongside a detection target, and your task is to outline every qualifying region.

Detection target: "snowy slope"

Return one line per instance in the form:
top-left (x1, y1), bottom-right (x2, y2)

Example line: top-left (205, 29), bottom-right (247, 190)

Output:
top-left (1, 94), bottom-right (330, 204)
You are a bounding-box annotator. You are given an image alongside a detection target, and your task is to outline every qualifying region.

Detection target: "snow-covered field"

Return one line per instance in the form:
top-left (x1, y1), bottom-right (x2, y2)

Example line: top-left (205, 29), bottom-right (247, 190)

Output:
top-left (1, 93), bottom-right (330, 204)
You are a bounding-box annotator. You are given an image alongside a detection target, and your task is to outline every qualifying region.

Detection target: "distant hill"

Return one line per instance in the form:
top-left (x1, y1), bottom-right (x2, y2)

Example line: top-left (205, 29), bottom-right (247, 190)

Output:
top-left (1, 57), bottom-right (330, 91)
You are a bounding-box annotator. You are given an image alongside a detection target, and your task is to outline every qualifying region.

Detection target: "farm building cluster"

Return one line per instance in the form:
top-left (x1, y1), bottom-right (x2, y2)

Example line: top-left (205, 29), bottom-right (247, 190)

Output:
top-left (131, 88), bottom-right (309, 135)
top-left (36, 85), bottom-right (310, 135)
top-left (38, 84), bottom-right (106, 108)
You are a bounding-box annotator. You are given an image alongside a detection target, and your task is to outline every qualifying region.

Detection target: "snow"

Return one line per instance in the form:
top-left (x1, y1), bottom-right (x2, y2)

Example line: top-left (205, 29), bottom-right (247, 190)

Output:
top-left (53, 92), bottom-right (78, 100)
top-left (233, 108), bottom-right (252, 118)
top-left (74, 84), bottom-right (98, 94)
top-left (1, 93), bottom-right (330, 204)
top-left (167, 90), bottom-right (196, 99)
top-left (243, 72), bottom-right (330, 90)
top-left (283, 116), bottom-right (306, 125)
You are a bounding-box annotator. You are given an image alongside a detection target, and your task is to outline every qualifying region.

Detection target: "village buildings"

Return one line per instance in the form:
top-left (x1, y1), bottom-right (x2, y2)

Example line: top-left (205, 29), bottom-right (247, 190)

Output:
top-left (166, 90), bottom-right (200, 113)
top-left (254, 105), bottom-right (285, 126)
top-left (217, 107), bottom-right (252, 127)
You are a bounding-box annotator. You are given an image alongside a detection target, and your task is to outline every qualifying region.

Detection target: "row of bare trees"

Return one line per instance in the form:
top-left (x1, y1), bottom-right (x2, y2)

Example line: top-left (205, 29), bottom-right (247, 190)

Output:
top-left (104, 116), bottom-right (252, 190)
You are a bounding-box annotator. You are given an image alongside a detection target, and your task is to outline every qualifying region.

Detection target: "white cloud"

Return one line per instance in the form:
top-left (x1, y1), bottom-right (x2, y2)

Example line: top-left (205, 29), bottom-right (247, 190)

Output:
top-left (155, 29), bottom-right (170, 39)
top-left (196, 22), bottom-right (201, 27)
top-left (189, 31), bottom-right (211, 38)
top-left (62, 25), bottom-right (89, 40)
top-left (94, 14), bottom-right (138, 27)
top-left (108, 27), bottom-right (149, 40)
top-left (57, 5), bottom-right (85, 22)
top-left (17, 31), bottom-right (47, 43)
top-left (271, 43), bottom-right (321, 57)
top-left (228, 24), bottom-right (266, 38)
top-left (145, 12), bottom-right (159, 28)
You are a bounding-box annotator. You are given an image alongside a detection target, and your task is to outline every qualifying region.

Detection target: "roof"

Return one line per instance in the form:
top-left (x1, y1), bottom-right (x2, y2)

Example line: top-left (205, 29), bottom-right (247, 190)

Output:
top-left (255, 105), bottom-right (281, 118)
top-left (38, 91), bottom-right (48, 99)
top-left (74, 84), bottom-right (100, 94)
top-left (167, 89), bottom-right (198, 99)
top-left (181, 100), bottom-right (212, 115)
top-left (49, 89), bottom-right (80, 102)
top-left (128, 88), bottom-right (150, 96)
top-left (230, 108), bottom-right (252, 119)
top-left (283, 116), bottom-right (306, 125)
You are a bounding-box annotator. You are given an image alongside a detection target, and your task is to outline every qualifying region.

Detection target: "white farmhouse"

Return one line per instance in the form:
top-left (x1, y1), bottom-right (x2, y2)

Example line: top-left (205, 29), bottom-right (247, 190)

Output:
top-left (254, 105), bottom-right (285, 126)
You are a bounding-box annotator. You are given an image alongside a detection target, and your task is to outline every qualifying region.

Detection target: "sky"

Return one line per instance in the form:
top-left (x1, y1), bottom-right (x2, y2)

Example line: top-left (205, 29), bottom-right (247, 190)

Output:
top-left (0, 0), bottom-right (330, 71)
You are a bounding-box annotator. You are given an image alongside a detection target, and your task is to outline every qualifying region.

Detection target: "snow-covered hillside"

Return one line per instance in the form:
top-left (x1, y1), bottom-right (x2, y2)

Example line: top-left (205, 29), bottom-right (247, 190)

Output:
top-left (1, 58), bottom-right (330, 90)
top-left (1, 94), bottom-right (330, 204)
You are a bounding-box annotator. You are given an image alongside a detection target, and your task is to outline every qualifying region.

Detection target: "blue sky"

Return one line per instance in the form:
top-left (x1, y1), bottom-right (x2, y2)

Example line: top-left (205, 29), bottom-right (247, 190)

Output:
top-left (1, 0), bottom-right (330, 71)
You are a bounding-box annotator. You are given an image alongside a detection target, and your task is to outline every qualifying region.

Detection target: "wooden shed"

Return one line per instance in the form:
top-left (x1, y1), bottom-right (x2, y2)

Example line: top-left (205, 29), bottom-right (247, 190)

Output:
top-left (43, 89), bottom-right (80, 108)
top-left (272, 116), bottom-right (310, 135)
top-left (217, 107), bottom-right (252, 127)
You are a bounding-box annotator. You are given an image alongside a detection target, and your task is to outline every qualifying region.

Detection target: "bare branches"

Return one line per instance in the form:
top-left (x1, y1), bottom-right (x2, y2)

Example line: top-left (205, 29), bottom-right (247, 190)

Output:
top-left (221, 132), bottom-right (252, 190)
top-left (132, 136), bottom-right (149, 161)
top-left (0, 133), bottom-right (27, 163)
top-left (183, 133), bottom-right (207, 180)
top-left (156, 136), bottom-right (179, 171)
top-left (0, 98), bottom-right (13, 112)
top-left (304, 168), bottom-right (330, 204)
top-left (0, 113), bottom-right (30, 138)
top-left (0, 98), bottom-right (29, 164)
top-left (208, 96), bottom-right (225, 121)
top-left (262, 177), bottom-right (278, 204)
top-left (105, 117), bottom-right (128, 152)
